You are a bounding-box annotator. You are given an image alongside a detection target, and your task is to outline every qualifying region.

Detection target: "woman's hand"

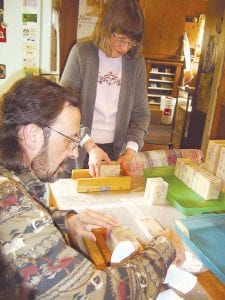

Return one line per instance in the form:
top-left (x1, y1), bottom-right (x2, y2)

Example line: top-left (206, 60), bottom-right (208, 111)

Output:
top-left (88, 145), bottom-right (112, 177)
top-left (118, 149), bottom-right (136, 175)
top-left (66, 209), bottom-right (118, 241)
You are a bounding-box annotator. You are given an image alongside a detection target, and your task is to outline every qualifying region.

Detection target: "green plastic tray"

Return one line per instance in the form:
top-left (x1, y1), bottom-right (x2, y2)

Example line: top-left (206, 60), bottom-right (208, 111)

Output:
top-left (144, 166), bottom-right (225, 216)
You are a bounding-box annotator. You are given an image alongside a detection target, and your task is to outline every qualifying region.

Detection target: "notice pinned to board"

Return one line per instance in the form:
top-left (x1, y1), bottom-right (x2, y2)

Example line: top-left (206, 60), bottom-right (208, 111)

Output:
top-left (77, 0), bottom-right (105, 41)
top-left (22, 0), bottom-right (39, 76)
top-left (23, 0), bottom-right (38, 8)
top-left (0, 22), bottom-right (6, 42)
top-left (0, 0), bottom-right (6, 43)
top-left (0, 64), bottom-right (6, 79)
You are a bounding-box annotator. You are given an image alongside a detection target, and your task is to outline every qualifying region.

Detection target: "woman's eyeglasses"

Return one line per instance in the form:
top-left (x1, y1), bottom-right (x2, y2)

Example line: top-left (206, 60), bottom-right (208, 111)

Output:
top-left (46, 126), bottom-right (80, 150)
top-left (112, 32), bottom-right (140, 48)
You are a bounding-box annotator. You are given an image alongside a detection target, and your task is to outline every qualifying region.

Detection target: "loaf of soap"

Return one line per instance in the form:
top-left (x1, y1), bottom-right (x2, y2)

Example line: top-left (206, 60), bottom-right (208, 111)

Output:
top-left (100, 161), bottom-right (121, 177)
top-left (106, 226), bottom-right (142, 253)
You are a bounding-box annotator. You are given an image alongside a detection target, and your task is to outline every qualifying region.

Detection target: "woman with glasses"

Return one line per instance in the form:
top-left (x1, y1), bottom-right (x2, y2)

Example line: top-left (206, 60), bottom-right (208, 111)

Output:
top-left (60, 0), bottom-right (150, 176)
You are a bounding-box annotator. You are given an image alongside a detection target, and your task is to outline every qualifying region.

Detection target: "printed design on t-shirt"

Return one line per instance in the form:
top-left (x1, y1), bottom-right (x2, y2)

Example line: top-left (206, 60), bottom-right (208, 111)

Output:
top-left (98, 71), bottom-right (121, 86)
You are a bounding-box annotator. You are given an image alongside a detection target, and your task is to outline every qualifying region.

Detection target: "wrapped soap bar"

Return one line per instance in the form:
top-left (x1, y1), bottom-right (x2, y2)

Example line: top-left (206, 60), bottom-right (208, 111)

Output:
top-left (144, 177), bottom-right (168, 205)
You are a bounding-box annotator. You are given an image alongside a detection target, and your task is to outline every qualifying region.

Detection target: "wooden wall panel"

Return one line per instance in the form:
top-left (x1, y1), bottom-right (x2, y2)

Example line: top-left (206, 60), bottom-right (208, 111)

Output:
top-left (142, 0), bottom-right (207, 59)
top-left (142, 0), bottom-right (185, 58)
top-left (59, 0), bottom-right (79, 76)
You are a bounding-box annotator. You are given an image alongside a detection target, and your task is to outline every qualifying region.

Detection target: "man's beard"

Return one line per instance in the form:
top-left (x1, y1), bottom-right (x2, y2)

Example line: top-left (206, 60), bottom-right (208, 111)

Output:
top-left (31, 144), bottom-right (69, 183)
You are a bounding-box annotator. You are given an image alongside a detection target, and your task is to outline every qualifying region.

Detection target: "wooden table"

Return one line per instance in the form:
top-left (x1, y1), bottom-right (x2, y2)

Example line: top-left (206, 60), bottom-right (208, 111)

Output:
top-left (197, 271), bottom-right (225, 300)
top-left (49, 176), bottom-right (225, 299)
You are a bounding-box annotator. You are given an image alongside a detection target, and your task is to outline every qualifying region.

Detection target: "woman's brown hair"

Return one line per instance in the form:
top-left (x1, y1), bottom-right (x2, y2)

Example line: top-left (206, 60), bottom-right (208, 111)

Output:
top-left (93, 0), bottom-right (144, 60)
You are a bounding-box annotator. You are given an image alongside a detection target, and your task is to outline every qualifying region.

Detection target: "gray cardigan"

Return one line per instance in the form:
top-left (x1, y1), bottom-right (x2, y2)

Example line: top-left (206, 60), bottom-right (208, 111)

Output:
top-left (60, 41), bottom-right (150, 168)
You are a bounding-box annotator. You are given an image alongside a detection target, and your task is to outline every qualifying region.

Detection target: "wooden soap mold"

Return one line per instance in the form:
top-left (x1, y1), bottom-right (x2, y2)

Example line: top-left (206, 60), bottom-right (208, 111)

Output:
top-left (81, 228), bottom-right (142, 270)
top-left (72, 169), bottom-right (131, 193)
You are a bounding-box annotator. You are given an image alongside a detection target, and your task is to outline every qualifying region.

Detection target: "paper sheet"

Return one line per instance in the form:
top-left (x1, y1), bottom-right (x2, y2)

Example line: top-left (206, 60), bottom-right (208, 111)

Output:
top-left (110, 241), bottom-right (136, 264)
top-left (164, 265), bottom-right (197, 294)
top-left (182, 250), bottom-right (203, 273)
top-left (157, 289), bottom-right (184, 300)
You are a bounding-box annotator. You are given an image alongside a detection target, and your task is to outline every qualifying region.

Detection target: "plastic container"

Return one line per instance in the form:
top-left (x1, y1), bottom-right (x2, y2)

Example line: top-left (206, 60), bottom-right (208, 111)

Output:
top-left (175, 213), bottom-right (225, 284)
top-left (144, 166), bottom-right (225, 216)
top-left (160, 96), bottom-right (176, 125)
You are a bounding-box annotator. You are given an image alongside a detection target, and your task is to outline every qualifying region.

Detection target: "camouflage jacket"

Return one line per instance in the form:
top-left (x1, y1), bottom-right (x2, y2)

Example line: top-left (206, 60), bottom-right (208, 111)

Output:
top-left (0, 165), bottom-right (175, 299)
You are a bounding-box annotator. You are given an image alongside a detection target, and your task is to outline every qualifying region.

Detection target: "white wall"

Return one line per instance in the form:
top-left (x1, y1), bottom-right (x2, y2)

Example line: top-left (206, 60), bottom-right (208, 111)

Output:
top-left (0, 0), bottom-right (24, 95)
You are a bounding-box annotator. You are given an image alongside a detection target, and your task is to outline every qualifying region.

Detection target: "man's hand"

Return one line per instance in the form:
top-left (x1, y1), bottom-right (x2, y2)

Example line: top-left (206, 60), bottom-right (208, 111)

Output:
top-left (160, 229), bottom-right (186, 267)
top-left (118, 149), bottom-right (136, 175)
top-left (66, 209), bottom-right (118, 241)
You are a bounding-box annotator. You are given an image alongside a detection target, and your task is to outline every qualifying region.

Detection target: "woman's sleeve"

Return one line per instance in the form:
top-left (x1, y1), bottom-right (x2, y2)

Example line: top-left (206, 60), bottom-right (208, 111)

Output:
top-left (126, 56), bottom-right (150, 150)
top-left (60, 44), bottom-right (82, 93)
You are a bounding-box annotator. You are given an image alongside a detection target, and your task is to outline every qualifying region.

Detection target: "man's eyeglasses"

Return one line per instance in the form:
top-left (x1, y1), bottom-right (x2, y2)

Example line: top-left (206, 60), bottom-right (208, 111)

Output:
top-left (112, 32), bottom-right (140, 48)
top-left (46, 126), bottom-right (80, 150)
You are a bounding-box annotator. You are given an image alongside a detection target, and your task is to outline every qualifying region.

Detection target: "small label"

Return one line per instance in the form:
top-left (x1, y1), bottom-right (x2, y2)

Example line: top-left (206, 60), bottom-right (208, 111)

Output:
top-left (164, 108), bottom-right (172, 116)
top-left (99, 186), bottom-right (110, 192)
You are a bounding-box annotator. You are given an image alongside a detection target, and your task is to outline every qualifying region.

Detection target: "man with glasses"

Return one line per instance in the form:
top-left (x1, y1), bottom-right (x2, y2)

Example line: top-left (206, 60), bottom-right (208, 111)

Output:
top-left (61, 0), bottom-right (150, 177)
top-left (0, 76), bottom-right (184, 299)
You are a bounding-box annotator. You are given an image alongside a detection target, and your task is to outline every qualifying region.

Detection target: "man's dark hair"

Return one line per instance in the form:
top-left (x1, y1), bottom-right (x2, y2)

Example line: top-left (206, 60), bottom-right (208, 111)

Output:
top-left (0, 76), bottom-right (79, 172)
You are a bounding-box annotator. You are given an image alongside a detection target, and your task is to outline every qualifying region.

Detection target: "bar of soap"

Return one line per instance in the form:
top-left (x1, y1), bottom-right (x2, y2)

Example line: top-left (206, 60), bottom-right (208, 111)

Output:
top-left (144, 177), bottom-right (168, 205)
top-left (106, 226), bottom-right (141, 263)
top-left (174, 158), bottom-right (222, 200)
top-left (205, 140), bottom-right (225, 174)
top-left (100, 161), bottom-right (121, 177)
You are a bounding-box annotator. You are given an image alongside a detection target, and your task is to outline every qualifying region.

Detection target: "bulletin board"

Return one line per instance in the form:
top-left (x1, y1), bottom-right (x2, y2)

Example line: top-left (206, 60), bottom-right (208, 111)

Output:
top-left (22, 0), bottom-right (39, 75)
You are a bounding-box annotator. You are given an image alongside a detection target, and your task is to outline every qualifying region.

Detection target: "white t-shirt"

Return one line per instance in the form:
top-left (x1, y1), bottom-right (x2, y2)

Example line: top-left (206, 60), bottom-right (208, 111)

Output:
top-left (91, 49), bottom-right (122, 143)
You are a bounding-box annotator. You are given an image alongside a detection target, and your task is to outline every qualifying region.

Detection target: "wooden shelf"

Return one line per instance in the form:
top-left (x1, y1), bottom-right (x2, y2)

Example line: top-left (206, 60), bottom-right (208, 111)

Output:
top-left (150, 79), bottom-right (174, 83)
top-left (144, 58), bottom-right (182, 105)
top-left (150, 71), bottom-right (175, 75)
top-left (148, 101), bottom-right (160, 105)
top-left (149, 87), bottom-right (173, 91)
